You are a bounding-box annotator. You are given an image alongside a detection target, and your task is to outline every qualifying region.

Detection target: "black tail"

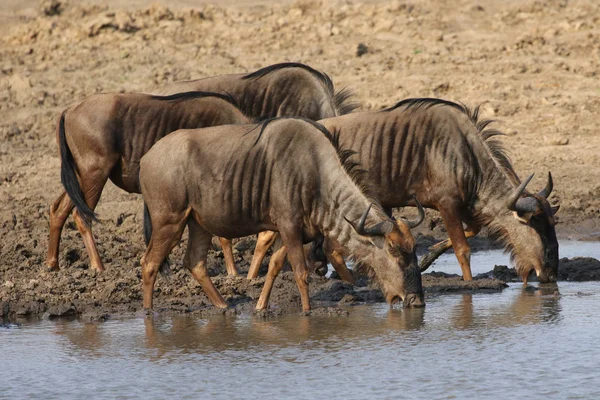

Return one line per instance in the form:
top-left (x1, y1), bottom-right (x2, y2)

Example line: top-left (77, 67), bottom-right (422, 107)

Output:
top-left (143, 202), bottom-right (171, 278)
top-left (58, 112), bottom-right (98, 226)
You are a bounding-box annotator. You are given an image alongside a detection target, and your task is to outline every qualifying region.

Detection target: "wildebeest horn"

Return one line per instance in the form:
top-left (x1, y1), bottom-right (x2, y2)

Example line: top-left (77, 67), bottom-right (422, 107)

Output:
top-left (506, 174), bottom-right (537, 213)
top-left (344, 203), bottom-right (394, 236)
top-left (538, 172), bottom-right (553, 198)
top-left (506, 173), bottom-right (534, 211)
top-left (405, 195), bottom-right (425, 228)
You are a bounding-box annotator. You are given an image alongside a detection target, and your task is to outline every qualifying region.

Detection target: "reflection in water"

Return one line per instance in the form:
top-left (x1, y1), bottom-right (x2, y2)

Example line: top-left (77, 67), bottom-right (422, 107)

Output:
top-left (449, 285), bottom-right (562, 330)
top-left (142, 306), bottom-right (426, 356)
top-left (3, 282), bottom-right (600, 399)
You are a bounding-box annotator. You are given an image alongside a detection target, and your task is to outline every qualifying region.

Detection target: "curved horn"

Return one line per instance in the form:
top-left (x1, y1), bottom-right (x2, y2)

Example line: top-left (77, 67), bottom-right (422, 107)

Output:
top-left (506, 173), bottom-right (534, 211)
top-left (406, 195), bottom-right (425, 228)
top-left (344, 203), bottom-right (393, 236)
top-left (538, 172), bottom-right (553, 198)
top-left (514, 197), bottom-right (540, 214)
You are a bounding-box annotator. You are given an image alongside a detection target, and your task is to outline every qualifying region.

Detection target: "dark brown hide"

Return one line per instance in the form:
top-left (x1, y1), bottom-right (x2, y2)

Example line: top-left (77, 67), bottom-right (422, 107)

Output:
top-left (47, 92), bottom-right (250, 272)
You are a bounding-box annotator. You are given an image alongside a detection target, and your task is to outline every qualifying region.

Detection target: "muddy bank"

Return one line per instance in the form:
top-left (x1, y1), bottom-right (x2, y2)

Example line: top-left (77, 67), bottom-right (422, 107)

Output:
top-left (0, 234), bottom-right (508, 320)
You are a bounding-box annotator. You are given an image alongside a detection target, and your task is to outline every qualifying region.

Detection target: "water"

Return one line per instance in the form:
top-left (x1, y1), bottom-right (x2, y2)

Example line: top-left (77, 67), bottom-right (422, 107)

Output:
top-left (426, 240), bottom-right (600, 276)
top-left (1, 242), bottom-right (599, 400)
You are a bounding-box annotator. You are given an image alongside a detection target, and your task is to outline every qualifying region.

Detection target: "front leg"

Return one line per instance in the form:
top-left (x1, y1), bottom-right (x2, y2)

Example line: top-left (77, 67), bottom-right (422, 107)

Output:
top-left (322, 237), bottom-right (356, 284)
top-left (419, 225), bottom-right (480, 272)
top-left (436, 200), bottom-right (473, 281)
top-left (280, 228), bottom-right (311, 312)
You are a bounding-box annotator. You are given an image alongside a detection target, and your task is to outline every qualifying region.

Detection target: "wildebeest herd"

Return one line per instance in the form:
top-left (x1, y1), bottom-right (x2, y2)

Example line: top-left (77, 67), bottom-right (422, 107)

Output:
top-left (47, 62), bottom-right (559, 312)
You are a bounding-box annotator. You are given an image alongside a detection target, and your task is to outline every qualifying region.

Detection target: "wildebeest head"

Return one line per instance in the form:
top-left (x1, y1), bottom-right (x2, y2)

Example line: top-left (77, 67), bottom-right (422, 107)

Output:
top-left (506, 173), bottom-right (559, 283)
top-left (345, 199), bottom-right (426, 307)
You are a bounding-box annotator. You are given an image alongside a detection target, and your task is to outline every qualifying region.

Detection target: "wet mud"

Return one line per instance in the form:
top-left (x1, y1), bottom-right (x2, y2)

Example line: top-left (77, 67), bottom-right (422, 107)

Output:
top-left (2, 0), bottom-right (600, 320)
top-left (1, 231), bottom-right (511, 320)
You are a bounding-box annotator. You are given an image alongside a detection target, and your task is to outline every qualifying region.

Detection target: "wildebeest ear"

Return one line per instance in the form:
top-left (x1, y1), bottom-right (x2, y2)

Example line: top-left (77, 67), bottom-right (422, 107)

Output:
top-left (551, 205), bottom-right (560, 215)
top-left (369, 235), bottom-right (386, 249)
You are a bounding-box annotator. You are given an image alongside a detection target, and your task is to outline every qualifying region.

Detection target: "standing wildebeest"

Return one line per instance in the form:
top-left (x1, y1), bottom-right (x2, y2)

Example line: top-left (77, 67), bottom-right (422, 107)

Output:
top-left (139, 118), bottom-right (424, 311)
top-left (249, 99), bottom-right (559, 283)
top-left (158, 62), bottom-right (357, 119)
top-left (47, 92), bottom-right (251, 273)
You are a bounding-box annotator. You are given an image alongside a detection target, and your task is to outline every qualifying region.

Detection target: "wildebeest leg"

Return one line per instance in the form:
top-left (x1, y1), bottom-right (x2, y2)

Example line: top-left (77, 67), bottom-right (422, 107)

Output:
top-left (419, 227), bottom-right (481, 272)
top-left (322, 238), bottom-right (355, 284)
top-left (187, 221), bottom-right (228, 308)
top-left (255, 245), bottom-right (288, 310)
top-left (280, 229), bottom-right (311, 312)
top-left (247, 231), bottom-right (278, 279)
top-left (437, 203), bottom-right (473, 281)
top-left (72, 177), bottom-right (108, 272)
top-left (141, 210), bottom-right (190, 310)
top-left (218, 237), bottom-right (239, 276)
top-left (46, 190), bottom-right (75, 270)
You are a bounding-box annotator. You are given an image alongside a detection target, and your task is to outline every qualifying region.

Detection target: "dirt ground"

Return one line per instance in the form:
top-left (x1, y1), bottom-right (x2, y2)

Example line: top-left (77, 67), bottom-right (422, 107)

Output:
top-left (1, 0), bottom-right (599, 318)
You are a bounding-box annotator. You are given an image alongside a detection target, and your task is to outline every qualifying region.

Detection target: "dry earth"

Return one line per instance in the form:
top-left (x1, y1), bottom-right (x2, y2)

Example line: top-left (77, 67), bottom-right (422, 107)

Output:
top-left (1, 0), bottom-right (599, 318)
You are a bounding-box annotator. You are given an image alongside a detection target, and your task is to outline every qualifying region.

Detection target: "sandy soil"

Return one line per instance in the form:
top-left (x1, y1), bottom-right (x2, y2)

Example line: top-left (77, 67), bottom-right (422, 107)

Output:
top-left (1, 0), bottom-right (599, 318)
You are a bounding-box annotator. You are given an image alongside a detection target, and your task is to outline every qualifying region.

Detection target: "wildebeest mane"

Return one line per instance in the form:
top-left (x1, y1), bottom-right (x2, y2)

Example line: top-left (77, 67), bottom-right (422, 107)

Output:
top-left (242, 62), bottom-right (359, 116)
top-left (383, 97), bottom-right (521, 186)
top-left (253, 116), bottom-right (368, 191)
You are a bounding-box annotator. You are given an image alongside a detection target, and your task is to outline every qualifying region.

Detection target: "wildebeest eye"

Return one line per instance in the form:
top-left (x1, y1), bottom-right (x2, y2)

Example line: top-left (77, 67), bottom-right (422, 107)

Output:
top-left (387, 245), bottom-right (401, 257)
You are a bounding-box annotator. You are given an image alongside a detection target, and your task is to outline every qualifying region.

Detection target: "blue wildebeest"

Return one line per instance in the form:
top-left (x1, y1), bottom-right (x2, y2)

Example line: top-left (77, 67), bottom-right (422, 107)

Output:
top-left (47, 92), bottom-right (251, 273)
top-left (139, 118), bottom-right (424, 311)
top-left (250, 99), bottom-right (559, 284)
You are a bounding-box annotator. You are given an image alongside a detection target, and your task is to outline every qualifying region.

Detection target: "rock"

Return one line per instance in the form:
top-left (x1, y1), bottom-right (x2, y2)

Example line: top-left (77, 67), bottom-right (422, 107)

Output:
top-left (40, 0), bottom-right (64, 16)
top-left (46, 304), bottom-right (75, 318)
top-left (550, 137), bottom-right (569, 146)
top-left (492, 265), bottom-right (519, 282)
top-left (338, 294), bottom-right (357, 304)
top-left (356, 43), bottom-right (369, 57)
top-left (558, 257), bottom-right (600, 281)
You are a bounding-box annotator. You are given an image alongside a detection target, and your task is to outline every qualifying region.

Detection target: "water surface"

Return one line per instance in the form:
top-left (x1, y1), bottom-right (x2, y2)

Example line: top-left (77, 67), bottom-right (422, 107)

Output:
top-left (2, 243), bottom-right (599, 399)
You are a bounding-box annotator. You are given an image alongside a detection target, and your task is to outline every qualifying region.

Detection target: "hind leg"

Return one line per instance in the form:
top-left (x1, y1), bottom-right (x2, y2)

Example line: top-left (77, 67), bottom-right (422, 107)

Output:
top-left (46, 190), bottom-right (75, 270)
top-left (186, 220), bottom-right (228, 308)
top-left (247, 231), bottom-right (278, 279)
top-left (141, 209), bottom-right (190, 310)
top-left (437, 200), bottom-right (473, 280)
top-left (72, 176), bottom-right (108, 272)
top-left (255, 245), bottom-right (288, 311)
top-left (218, 237), bottom-right (239, 276)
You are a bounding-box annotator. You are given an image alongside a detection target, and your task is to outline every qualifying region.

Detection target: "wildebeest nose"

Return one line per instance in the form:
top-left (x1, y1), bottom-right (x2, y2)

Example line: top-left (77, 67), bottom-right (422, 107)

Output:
top-left (404, 294), bottom-right (425, 308)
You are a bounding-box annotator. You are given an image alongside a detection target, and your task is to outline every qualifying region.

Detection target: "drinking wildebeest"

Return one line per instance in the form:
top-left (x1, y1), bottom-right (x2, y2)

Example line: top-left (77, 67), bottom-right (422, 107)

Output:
top-left (139, 118), bottom-right (424, 311)
top-left (158, 62), bottom-right (357, 119)
top-left (47, 92), bottom-right (251, 273)
top-left (248, 98), bottom-right (559, 284)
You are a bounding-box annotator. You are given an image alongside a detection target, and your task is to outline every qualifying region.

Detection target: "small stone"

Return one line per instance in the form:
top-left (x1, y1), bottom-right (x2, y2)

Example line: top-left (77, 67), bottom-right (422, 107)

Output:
top-left (4, 281), bottom-right (15, 289)
top-left (7, 124), bottom-right (21, 137)
top-left (550, 137), bottom-right (569, 146)
top-left (40, 0), bottom-right (64, 16)
top-left (356, 43), bottom-right (369, 57)
top-left (506, 128), bottom-right (518, 136)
